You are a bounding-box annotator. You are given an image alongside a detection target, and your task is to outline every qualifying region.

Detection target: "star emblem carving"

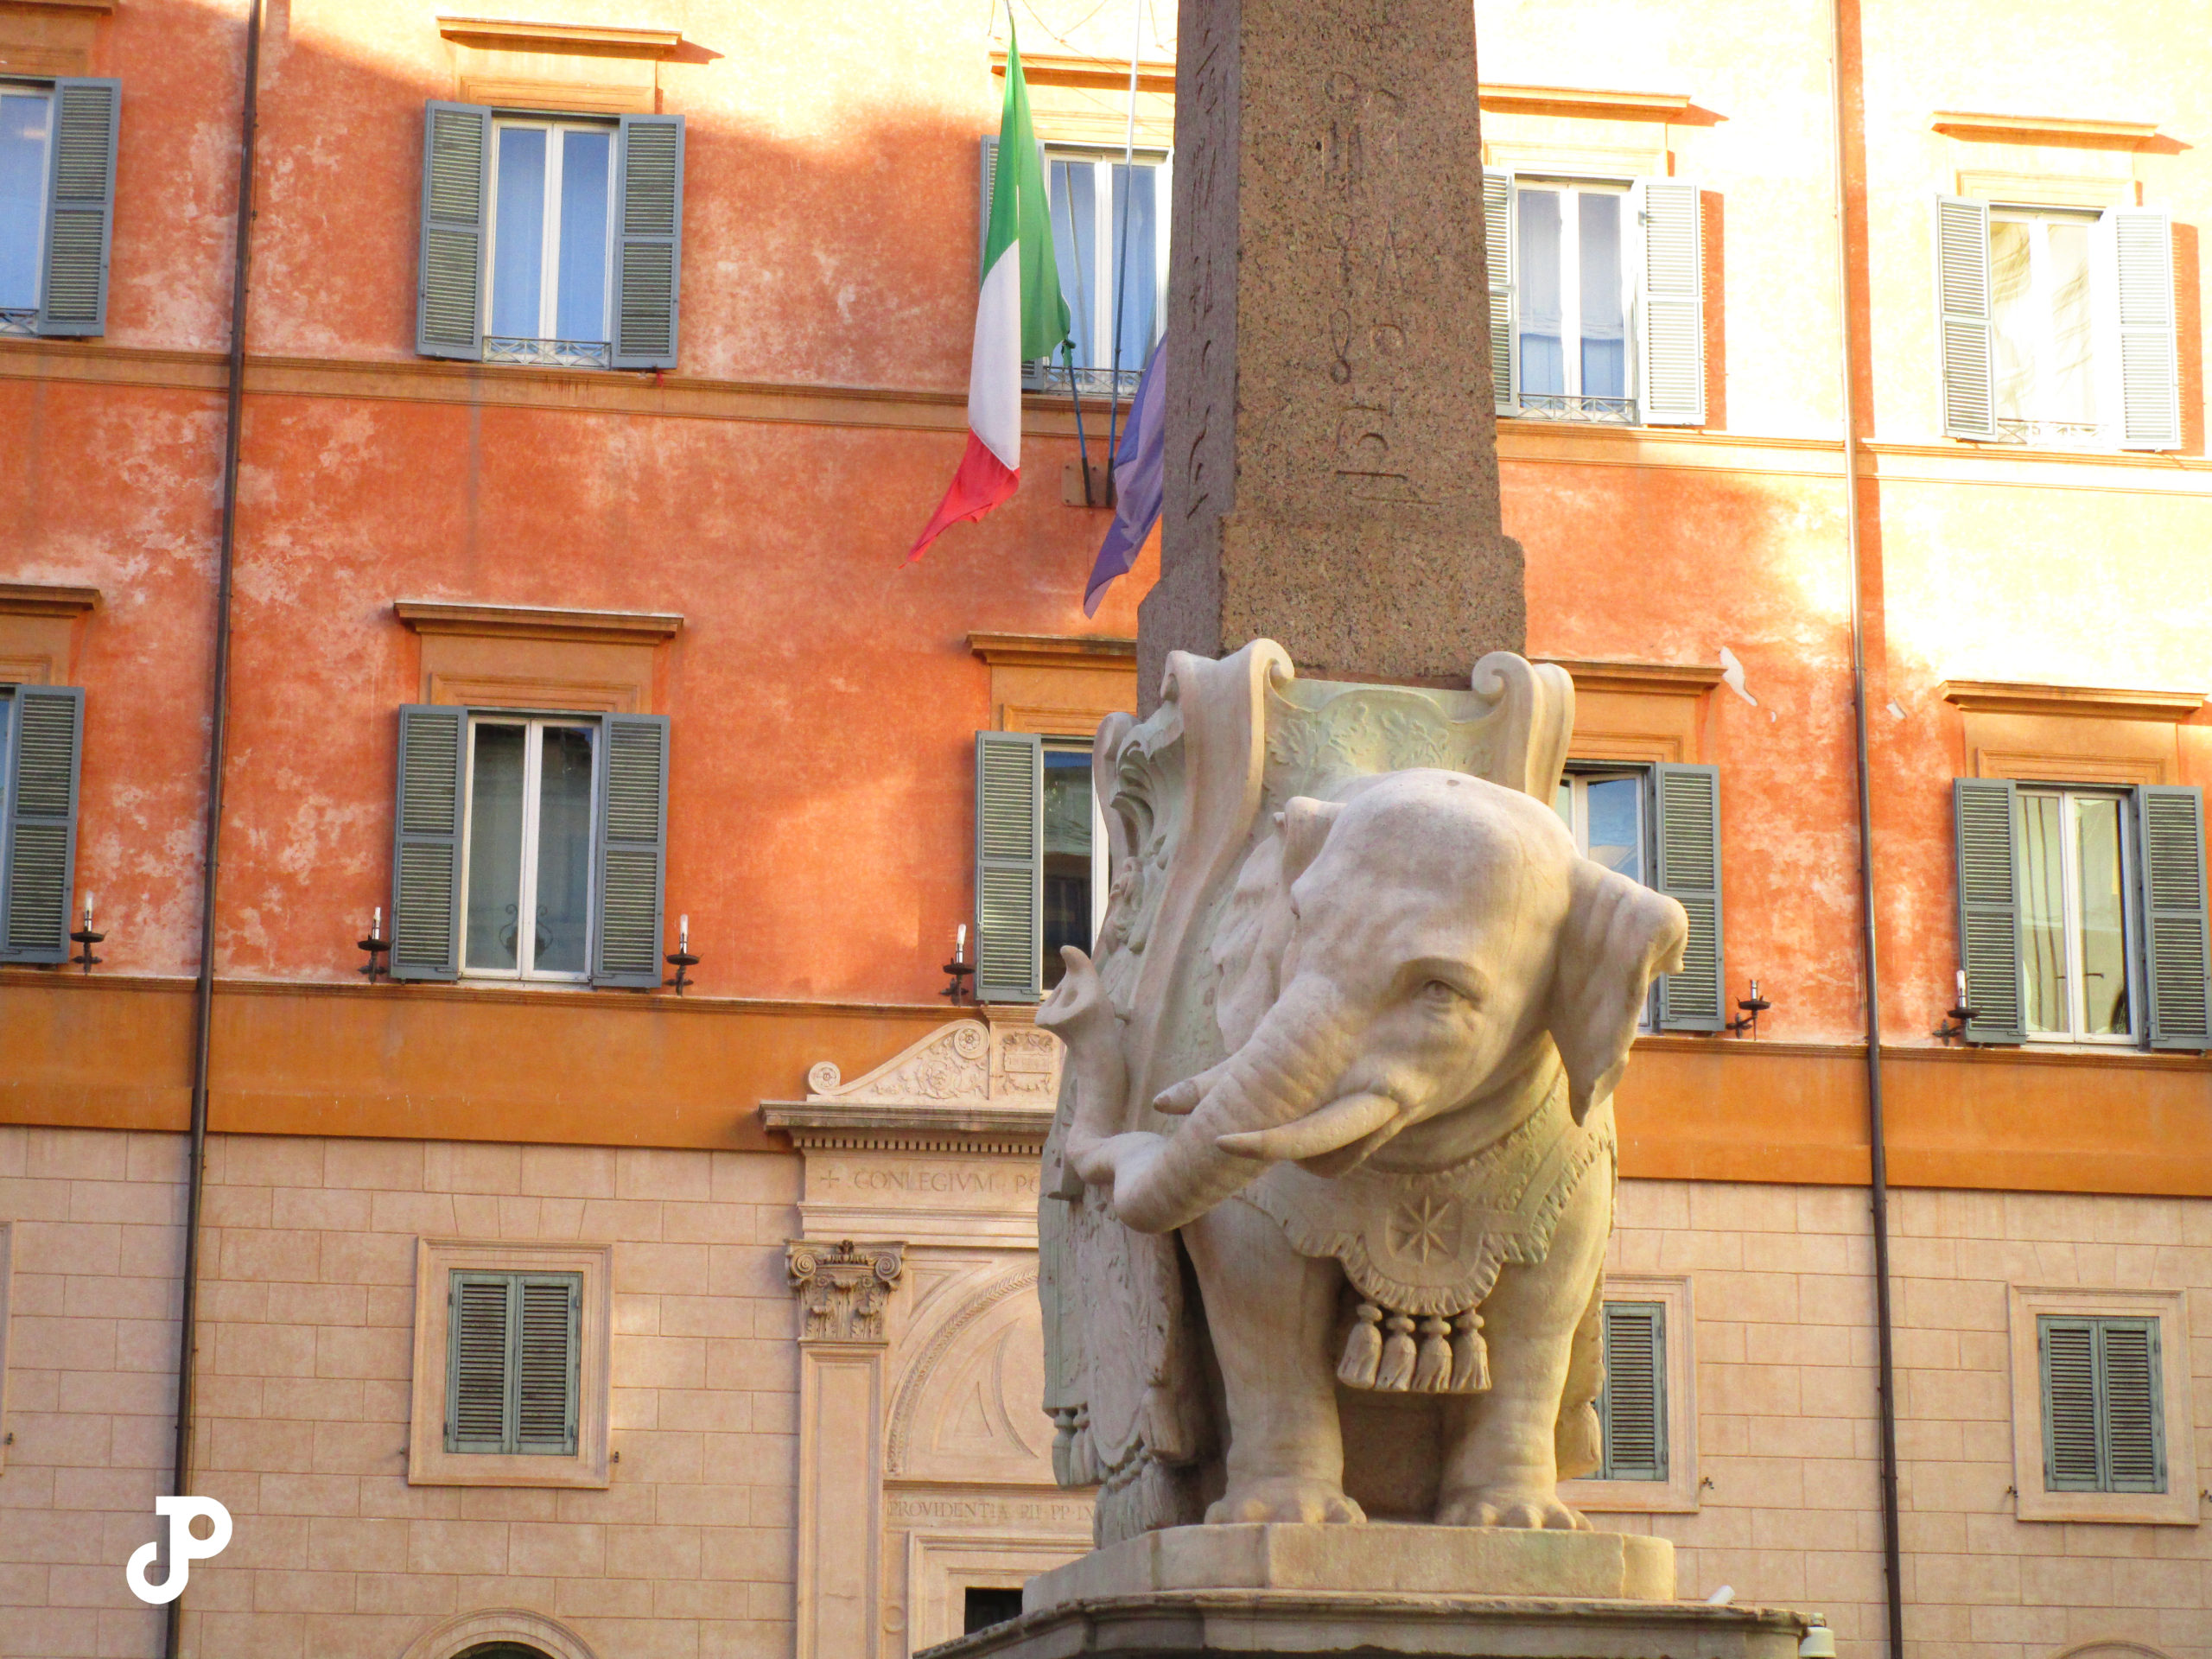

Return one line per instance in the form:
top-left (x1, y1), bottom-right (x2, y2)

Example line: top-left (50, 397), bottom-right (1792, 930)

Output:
top-left (1389, 1195), bottom-right (1458, 1264)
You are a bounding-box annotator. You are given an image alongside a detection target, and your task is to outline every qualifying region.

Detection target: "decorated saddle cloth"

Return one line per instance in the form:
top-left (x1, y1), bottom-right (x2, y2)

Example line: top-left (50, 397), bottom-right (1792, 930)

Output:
top-left (1236, 1071), bottom-right (1614, 1394)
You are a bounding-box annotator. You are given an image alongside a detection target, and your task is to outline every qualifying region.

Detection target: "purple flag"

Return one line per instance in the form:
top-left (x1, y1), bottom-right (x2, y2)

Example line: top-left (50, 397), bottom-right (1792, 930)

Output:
top-left (1084, 340), bottom-right (1168, 617)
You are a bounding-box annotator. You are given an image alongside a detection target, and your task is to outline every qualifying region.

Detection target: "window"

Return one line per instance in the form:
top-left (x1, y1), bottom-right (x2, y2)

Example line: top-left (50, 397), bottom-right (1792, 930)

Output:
top-left (975, 735), bottom-right (1109, 1000)
top-left (1938, 196), bottom-right (2179, 448)
top-left (0, 683), bottom-right (85, 965)
top-left (446, 1270), bottom-right (581, 1455)
top-left (1596, 1300), bottom-right (1666, 1481)
top-left (1485, 173), bottom-right (1705, 426)
top-left (461, 715), bottom-right (597, 982)
top-left (1516, 181), bottom-right (1630, 418)
top-left (1570, 1274), bottom-right (1696, 1512)
top-left (1551, 763), bottom-right (1725, 1033)
top-left (410, 1239), bottom-right (610, 1488)
top-left (0, 79), bottom-right (118, 338)
top-left (982, 140), bottom-right (1168, 397)
top-left (0, 86), bottom-right (51, 319)
top-left (487, 119), bottom-right (614, 363)
top-left (2005, 1285), bottom-right (2194, 1524)
top-left (2039, 1314), bottom-right (2164, 1494)
top-left (2018, 788), bottom-right (2133, 1042)
top-left (963, 1588), bottom-right (1025, 1634)
top-left (1041, 747), bottom-right (1107, 990)
top-left (1953, 780), bottom-right (2209, 1049)
top-left (418, 104), bottom-right (685, 370)
top-left (1554, 771), bottom-right (1645, 883)
top-left (1989, 210), bottom-right (2099, 443)
top-left (391, 705), bottom-right (669, 988)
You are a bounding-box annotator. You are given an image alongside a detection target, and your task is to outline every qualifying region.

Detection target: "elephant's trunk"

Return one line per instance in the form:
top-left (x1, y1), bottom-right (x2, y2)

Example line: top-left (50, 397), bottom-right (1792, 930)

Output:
top-left (1078, 973), bottom-right (1360, 1236)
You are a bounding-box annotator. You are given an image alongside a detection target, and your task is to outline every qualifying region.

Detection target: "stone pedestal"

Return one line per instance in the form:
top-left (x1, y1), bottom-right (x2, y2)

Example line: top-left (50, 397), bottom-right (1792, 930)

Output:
top-left (1141, 0), bottom-right (1525, 708)
top-left (918, 1525), bottom-right (1810, 1659)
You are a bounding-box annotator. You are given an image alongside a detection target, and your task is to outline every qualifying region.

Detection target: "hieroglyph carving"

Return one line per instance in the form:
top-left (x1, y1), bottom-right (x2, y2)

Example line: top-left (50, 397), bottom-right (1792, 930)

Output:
top-left (1039, 646), bottom-right (1687, 1544)
top-left (789, 1240), bottom-right (906, 1344)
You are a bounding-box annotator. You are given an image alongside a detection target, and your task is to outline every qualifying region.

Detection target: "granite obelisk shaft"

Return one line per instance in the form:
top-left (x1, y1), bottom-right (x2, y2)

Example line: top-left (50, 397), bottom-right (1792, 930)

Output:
top-left (1138, 0), bottom-right (1522, 708)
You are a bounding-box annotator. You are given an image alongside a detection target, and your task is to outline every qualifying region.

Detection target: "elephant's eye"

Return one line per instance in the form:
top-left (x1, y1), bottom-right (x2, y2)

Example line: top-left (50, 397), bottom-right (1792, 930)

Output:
top-left (1418, 978), bottom-right (1471, 1008)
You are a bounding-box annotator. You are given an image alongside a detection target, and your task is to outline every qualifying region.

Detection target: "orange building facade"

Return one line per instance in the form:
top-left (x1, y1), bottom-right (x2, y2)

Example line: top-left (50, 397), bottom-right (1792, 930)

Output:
top-left (2, 1), bottom-right (2210, 1656)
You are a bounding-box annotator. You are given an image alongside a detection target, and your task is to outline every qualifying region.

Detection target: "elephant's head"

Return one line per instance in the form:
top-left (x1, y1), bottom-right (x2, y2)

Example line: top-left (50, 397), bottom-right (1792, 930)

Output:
top-left (1049, 768), bottom-right (1687, 1236)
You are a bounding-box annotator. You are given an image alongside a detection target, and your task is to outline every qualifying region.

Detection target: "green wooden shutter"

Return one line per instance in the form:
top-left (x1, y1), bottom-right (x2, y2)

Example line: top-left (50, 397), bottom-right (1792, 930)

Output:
top-left (1483, 169), bottom-right (1515, 414)
top-left (2134, 785), bottom-right (2210, 1050)
top-left (975, 731), bottom-right (1043, 1004)
top-left (1937, 195), bottom-right (1996, 439)
top-left (979, 137), bottom-right (1000, 279)
top-left (1651, 764), bottom-right (1724, 1032)
top-left (1953, 778), bottom-right (2025, 1043)
top-left (2040, 1314), bottom-right (2165, 1494)
top-left (2100, 1318), bottom-right (2165, 1493)
top-left (592, 713), bottom-right (669, 988)
top-left (1633, 179), bottom-right (1705, 426)
top-left (514, 1274), bottom-right (582, 1455)
top-left (416, 102), bottom-right (490, 361)
top-left (1598, 1300), bottom-right (1667, 1481)
top-left (0, 685), bottom-right (85, 964)
top-left (37, 79), bottom-right (120, 338)
top-left (2041, 1315), bottom-right (2101, 1491)
top-left (447, 1272), bottom-right (513, 1452)
top-left (2105, 209), bottom-right (2180, 450)
top-left (391, 705), bottom-right (465, 981)
top-left (611, 115), bottom-right (683, 369)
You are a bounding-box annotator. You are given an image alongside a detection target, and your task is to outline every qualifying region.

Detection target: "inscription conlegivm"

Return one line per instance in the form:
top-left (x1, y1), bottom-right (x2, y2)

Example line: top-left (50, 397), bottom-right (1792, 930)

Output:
top-left (810, 1156), bottom-right (1043, 1212)
top-left (885, 1493), bottom-right (1094, 1529)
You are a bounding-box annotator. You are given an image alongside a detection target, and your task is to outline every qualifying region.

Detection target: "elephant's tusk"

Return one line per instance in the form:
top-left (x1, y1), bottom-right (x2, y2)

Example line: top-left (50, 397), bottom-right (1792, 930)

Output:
top-left (1215, 1091), bottom-right (1402, 1162)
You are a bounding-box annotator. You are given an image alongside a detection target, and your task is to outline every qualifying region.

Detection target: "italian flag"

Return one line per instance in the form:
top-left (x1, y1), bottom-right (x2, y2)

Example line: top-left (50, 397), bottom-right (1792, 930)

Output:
top-left (906, 22), bottom-right (1071, 564)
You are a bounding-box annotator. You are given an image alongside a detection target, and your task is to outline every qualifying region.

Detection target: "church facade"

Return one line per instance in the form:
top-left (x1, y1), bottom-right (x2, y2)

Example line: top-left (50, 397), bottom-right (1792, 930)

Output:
top-left (3, 1), bottom-right (2210, 1656)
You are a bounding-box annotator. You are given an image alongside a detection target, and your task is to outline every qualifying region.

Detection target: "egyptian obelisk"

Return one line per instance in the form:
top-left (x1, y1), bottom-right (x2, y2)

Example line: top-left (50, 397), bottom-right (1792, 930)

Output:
top-left (1137, 0), bottom-right (1522, 708)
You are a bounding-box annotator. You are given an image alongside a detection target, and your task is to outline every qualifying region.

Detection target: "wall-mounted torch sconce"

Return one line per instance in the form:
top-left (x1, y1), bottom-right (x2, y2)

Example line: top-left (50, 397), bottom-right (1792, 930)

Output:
top-left (68, 893), bottom-right (104, 974)
top-left (664, 913), bottom-right (699, 994)
top-left (942, 923), bottom-right (975, 1005)
top-left (1933, 969), bottom-right (1980, 1043)
top-left (1725, 976), bottom-right (1771, 1039)
top-left (358, 907), bottom-right (391, 982)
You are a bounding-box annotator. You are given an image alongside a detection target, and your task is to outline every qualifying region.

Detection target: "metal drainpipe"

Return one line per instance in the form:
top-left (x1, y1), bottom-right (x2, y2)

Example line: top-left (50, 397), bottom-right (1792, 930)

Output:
top-left (1827, 0), bottom-right (1907, 1654)
top-left (165, 0), bottom-right (262, 1652)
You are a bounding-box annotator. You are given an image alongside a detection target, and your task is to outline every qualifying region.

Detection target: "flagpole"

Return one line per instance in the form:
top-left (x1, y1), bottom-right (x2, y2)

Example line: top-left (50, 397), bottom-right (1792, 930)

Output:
top-left (1104, 0), bottom-right (1142, 504)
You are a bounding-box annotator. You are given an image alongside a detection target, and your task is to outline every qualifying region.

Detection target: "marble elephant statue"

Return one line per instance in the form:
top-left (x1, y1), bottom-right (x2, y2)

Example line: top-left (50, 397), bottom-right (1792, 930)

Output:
top-left (1040, 762), bottom-right (1687, 1530)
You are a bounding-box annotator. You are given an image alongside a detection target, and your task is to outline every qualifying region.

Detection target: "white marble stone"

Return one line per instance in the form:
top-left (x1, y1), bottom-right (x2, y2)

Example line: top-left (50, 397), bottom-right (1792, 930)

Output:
top-left (1023, 1524), bottom-right (1676, 1606)
top-left (1039, 646), bottom-right (1688, 1542)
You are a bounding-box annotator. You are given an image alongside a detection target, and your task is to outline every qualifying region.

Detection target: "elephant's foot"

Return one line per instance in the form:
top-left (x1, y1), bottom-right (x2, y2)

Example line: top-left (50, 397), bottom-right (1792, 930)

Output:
top-left (1206, 1476), bottom-right (1367, 1525)
top-left (1436, 1484), bottom-right (1592, 1530)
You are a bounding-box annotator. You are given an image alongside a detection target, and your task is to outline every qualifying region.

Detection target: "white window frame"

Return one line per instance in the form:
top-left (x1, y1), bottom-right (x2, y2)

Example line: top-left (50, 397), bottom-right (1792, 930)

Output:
top-left (484, 117), bottom-right (618, 349)
top-left (458, 714), bottom-right (597, 984)
top-left (1555, 767), bottom-right (1648, 880)
top-left (1027, 144), bottom-right (1172, 397)
top-left (0, 80), bottom-right (54, 327)
top-left (2016, 785), bottom-right (2137, 1046)
top-left (1987, 205), bottom-right (2105, 448)
top-left (1512, 175), bottom-right (1637, 422)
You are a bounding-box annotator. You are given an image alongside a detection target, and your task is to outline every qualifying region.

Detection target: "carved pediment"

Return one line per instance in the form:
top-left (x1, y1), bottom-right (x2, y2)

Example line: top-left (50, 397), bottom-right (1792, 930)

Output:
top-left (764, 1007), bottom-right (1064, 1154)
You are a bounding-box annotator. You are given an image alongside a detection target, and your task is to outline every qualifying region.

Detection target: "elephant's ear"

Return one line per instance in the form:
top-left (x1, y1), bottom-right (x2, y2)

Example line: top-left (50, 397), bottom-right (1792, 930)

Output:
top-left (1546, 858), bottom-right (1689, 1124)
top-left (1278, 796), bottom-right (1344, 885)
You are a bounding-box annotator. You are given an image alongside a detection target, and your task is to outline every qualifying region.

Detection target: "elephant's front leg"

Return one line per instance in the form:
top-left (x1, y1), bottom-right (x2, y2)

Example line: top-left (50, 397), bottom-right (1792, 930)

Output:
top-left (1182, 1197), bottom-right (1366, 1524)
top-left (1436, 1160), bottom-right (1611, 1529)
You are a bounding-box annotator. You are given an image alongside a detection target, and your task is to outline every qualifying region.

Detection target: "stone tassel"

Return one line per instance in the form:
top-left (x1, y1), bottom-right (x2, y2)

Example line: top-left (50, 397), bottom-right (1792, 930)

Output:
top-left (1449, 1311), bottom-right (1491, 1393)
top-left (1411, 1316), bottom-right (1452, 1391)
top-left (1337, 1302), bottom-right (1383, 1389)
top-left (1375, 1313), bottom-right (1418, 1390)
